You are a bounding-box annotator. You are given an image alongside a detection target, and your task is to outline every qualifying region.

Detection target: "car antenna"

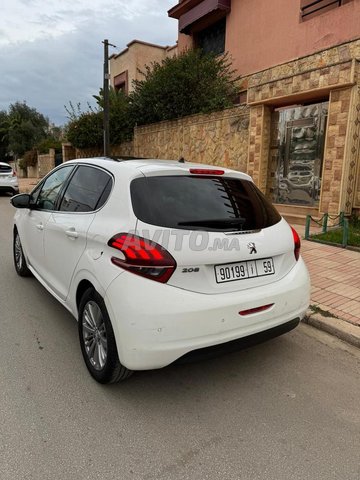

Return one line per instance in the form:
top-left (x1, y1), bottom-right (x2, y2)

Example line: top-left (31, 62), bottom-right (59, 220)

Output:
top-left (178, 157), bottom-right (186, 163)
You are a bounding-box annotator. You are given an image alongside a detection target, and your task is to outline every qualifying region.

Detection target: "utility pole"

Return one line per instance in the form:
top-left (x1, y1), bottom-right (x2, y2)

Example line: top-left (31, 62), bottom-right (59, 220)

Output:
top-left (102, 39), bottom-right (116, 157)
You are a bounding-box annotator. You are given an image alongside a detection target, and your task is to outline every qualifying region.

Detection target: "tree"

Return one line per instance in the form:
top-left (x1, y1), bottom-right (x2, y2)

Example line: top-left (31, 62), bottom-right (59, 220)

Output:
top-left (3, 102), bottom-right (49, 158)
top-left (66, 112), bottom-right (103, 149)
top-left (129, 49), bottom-right (239, 126)
top-left (65, 88), bottom-right (133, 149)
top-left (94, 87), bottom-right (133, 144)
top-left (0, 110), bottom-right (9, 160)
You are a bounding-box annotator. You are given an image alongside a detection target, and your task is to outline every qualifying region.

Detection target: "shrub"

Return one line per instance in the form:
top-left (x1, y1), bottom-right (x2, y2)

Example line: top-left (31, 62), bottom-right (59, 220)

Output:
top-left (36, 138), bottom-right (62, 154)
top-left (65, 89), bottom-right (133, 149)
top-left (129, 49), bottom-right (239, 126)
top-left (66, 112), bottom-right (103, 149)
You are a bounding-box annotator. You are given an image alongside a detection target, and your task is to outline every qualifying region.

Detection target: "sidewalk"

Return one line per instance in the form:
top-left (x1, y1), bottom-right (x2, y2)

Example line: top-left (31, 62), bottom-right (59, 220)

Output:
top-left (300, 238), bottom-right (360, 348)
top-left (292, 220), bottom-right (360, 346)
top-left (18, 178), bottom-right (360, 346)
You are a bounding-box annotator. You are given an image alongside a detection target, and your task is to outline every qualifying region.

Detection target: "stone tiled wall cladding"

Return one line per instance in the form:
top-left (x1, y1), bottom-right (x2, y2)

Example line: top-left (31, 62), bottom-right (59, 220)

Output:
top-left (349, 85), bottom-right (360, 210)
top-left (25, 149), bottom-right (56, 178)
top-left (38, 149), bottom-right (55, 177)
top-left (248, 60), bottom-right (354, 104)
top-left (341, 85), bottom-right (360, 213)
top-left (134, 106), bottom-right (250, 171)
top-left (247, 39), bottom-right (360, 104)
top-left (247, 105), bottom-right (271, 192)
top-left (320, 88), bottom-right (351, 214)
top-left (75, 141), bottom-right (134, 159)
top-left (62, 143), bottom-right (76, 162)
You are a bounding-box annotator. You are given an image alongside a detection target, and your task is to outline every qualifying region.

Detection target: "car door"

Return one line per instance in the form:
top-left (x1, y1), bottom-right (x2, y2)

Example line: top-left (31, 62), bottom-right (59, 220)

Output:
top-left (43, 165), bottom-right (113, 300)
top-left (18, 165), bottom-right (74, 278)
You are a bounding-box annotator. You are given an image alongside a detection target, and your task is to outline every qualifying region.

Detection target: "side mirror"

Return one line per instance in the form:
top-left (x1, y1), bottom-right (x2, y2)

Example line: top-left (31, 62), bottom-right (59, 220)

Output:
top-left (10, 193), bottom-right (31, 209)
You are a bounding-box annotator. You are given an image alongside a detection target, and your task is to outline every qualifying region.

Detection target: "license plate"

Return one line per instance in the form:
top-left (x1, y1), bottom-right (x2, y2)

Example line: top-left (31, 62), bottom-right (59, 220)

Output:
top-left (215, 258), bottom-right (275, 283)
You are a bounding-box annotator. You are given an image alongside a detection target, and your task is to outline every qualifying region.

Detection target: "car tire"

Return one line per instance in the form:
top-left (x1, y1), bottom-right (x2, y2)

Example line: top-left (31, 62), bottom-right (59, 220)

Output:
top-left (13, 229), bottom-right (32, 277)
top-left (78, 288), bottom-right (133, 384)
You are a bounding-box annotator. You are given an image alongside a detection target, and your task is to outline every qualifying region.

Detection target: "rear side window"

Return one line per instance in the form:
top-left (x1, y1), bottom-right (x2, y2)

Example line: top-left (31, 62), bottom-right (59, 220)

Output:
top-left (59, 166), bottom-right (112, 212)
top-left (0, 163), bottom-right (12, 172)
top-left (131, 176), bottom-right (281, 231)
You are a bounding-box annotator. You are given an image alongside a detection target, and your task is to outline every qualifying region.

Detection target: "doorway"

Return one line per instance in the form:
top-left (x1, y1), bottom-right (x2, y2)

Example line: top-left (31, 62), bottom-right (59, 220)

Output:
top-left (268, 102), bottom-right (328, 206)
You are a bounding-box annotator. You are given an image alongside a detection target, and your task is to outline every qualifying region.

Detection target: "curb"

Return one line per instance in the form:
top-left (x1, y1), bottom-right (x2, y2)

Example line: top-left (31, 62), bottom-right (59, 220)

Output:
top-left (304, 309), bottom-right (360, 349)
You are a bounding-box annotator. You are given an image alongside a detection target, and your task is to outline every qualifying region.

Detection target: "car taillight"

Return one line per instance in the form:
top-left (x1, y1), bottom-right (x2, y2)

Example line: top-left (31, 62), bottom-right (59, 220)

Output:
top-left (108, 233), bottom-right (176, 283)
top-left (189, 168), bottom-right (224, 175)
top-left (12, 170), bottom-right (16, 177)
top-left (291, 227), bottom-right (301, 261)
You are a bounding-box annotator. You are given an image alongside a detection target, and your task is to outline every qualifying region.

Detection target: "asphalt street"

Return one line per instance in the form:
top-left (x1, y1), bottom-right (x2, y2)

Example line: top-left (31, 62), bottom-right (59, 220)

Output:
top-left (0, 194), bottom-right (359, 480)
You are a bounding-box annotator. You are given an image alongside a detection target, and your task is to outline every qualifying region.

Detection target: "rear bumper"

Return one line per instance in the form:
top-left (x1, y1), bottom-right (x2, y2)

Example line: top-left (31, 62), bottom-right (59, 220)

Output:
top-left (0, 183), bottom-right (19, 194)
top-left (176, 318), bottom-right (300, 364)
top-left (105, 258), bottom-right (310, 370)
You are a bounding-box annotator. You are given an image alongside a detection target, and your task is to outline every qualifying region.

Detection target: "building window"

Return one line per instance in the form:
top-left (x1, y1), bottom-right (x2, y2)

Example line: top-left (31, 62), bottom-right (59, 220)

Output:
top-left (195, 18), bottom-right (226, 55)
top-left (300, 0), bottom-right (352, 21)
top-left (113, 71), bottom-right (128, 94)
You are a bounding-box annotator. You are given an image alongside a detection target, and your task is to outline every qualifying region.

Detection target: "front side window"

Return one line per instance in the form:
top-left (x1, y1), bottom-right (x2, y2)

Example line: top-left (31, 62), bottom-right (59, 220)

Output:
top-left (36, 166), bottom-right (74, 211)
top-left (59, 166), bottom-right (112, 212)
top-left (131, 176), bottom-right (281, 231)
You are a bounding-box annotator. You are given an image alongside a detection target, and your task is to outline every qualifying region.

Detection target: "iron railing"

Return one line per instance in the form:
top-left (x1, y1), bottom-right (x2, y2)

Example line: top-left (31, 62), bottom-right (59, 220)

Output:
top-left (305, 212), bottom-right (350, 247)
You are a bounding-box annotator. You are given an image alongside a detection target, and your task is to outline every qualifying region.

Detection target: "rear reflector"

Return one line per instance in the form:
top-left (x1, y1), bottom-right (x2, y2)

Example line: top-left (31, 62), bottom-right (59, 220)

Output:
top-left (239, 304), bottom-right (274, 316)
top-left (108, 233), bottom-right (176, 283)
top-left (189, 168), bottom-right (224, 175)
top-left (291, 227), bottom-right (301, 261)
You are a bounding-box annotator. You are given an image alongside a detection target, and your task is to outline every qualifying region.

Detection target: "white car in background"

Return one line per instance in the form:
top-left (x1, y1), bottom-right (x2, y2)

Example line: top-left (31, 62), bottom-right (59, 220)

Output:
top-left (0, 161), bottom-right (19, 195)
top-left (11, 157), bottom-right (310, 383)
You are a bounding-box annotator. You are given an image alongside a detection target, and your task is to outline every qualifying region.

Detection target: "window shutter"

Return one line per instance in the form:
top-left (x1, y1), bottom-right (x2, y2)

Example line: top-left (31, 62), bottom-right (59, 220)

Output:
top-left (300, 0), bottom-right (347, 20)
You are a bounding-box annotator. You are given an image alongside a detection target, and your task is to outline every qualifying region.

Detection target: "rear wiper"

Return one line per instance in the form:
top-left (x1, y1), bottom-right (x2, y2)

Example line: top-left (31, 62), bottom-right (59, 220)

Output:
top-left (178, 218), bottom-right (246, 229)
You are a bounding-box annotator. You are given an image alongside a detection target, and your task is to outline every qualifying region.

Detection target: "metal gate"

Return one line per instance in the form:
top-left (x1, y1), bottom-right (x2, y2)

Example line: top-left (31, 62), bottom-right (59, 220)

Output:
top-left (270, 102), bottom-right (328, 206)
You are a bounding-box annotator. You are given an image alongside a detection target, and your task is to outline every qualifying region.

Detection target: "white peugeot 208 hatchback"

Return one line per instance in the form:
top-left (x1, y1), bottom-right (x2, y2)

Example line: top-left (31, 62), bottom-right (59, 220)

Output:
top-left (11, 157), bottom-right (310, 383)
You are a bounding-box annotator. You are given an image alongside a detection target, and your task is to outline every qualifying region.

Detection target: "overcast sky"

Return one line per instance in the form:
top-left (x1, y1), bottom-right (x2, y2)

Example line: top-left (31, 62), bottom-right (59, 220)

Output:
top-left (0, 0), bottom-right (177, 125)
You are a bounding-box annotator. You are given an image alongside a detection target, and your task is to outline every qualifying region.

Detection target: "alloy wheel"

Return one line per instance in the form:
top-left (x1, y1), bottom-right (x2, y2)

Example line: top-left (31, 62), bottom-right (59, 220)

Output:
top-left (14, 234), bottom-right (23, 271)
top-left (82, 301), bottom-right (108, 371)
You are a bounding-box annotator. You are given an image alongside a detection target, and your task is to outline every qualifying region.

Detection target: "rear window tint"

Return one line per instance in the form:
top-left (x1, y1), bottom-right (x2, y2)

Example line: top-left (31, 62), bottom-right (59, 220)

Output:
top-left (0, 164), bottom-right (12, 172)
top-left (131, 176), bottom-right (281, 231)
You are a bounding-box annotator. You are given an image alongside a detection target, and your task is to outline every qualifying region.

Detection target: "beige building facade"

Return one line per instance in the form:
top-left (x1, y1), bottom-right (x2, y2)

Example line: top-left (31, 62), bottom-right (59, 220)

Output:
top-left (109, 40), bottom-right (177, 94)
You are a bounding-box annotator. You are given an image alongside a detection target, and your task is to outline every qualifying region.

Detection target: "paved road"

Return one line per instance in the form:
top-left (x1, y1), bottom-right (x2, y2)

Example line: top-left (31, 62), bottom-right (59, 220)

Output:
top-left (0, 194), bottom-right (359, 480)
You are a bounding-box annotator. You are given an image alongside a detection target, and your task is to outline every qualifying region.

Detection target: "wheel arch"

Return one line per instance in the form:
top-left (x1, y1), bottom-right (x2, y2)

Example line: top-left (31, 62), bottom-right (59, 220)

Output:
top-left (76, 279), bottom-right (95, 312)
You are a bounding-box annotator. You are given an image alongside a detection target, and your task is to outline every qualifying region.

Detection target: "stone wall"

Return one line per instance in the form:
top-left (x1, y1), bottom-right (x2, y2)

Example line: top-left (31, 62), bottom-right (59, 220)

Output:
top-left (346, 83), bottom-right (360, 211)
top-left (320, 88), bottom-right (352, 214)
top-left (247, 39), bottom-right (360, 104)
top-left (247, 105), bottom-right (271, 192)
top-left (26, 165), bottom-right (38, 178)
top-left (74, 141), bottom-right (134, 159)
top-left (38, 149), bottom-right (55, 177)
top-left (62, 143), bottom-right (76, 162)
top-left (134, 106), bottom-right (250, 171)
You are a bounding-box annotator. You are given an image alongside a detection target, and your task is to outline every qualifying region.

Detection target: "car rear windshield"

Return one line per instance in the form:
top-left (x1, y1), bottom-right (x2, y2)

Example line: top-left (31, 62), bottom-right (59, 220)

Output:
top-left (131, 176), bottom-right (281, 231)
top-left (0, 164), bottom-right (12, 172)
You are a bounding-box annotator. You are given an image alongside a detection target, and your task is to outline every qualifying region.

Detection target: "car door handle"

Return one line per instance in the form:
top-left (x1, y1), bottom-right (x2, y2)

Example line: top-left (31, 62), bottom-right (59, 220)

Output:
top-left (65, 228), bottom-right (78, 239)
top-left (36, 223), bottom-right (44, 231)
